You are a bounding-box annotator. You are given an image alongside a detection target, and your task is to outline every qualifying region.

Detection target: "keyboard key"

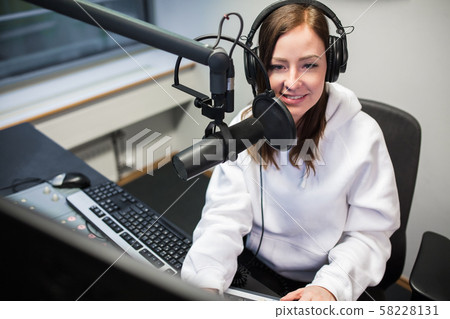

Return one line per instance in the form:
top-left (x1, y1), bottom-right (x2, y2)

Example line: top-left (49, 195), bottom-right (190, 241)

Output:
top-left (111, 211), bottom-right (123, 221)
top-left (89, 205), bottom-right (105, 217)
top-left (103, 217), bottom-right (123, 233)
top-left (132, 241), bottom-right (143, 250)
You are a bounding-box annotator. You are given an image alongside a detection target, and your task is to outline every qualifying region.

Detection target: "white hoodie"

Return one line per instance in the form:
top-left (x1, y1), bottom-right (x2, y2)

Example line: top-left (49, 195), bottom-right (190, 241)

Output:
top-left (181, 83), bottom-right (400, 301)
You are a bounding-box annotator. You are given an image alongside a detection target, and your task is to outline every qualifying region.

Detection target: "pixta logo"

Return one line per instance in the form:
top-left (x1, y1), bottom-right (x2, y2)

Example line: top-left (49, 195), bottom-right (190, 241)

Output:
top-left (125, 129), bottom-right (172, 175)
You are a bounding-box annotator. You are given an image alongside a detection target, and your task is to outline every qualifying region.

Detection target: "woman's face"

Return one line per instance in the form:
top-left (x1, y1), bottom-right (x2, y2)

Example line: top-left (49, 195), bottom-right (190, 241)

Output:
top-left (268, 24), bottom-right (327, 124)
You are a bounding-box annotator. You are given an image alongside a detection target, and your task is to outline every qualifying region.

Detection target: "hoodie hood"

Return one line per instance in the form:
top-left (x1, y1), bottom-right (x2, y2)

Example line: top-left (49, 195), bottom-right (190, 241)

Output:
top-left (324, 82), bottom-right (362, 134)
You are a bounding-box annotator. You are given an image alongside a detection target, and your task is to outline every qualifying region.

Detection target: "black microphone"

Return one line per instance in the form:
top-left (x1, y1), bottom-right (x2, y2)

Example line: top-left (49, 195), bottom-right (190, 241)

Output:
top-left (226, 58), bottom-right (235, 113)
top-left (172, 118), bottom-right (264, 181)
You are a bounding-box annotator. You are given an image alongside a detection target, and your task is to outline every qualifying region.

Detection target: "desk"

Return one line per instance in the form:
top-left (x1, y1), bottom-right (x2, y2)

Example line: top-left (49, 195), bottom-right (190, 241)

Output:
top-left (0, 122), bottom-right (279, 300)
top-left (0, 122), bottom-right (207, 235)
top-left (0, 127), bottom-right (218, 301)
top-left (0, 123), bottom-right (107, 196)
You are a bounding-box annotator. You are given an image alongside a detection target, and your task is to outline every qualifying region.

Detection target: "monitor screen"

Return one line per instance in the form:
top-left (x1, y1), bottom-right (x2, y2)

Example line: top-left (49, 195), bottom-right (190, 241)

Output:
top-left (0, 196), bottom-right (217, 301)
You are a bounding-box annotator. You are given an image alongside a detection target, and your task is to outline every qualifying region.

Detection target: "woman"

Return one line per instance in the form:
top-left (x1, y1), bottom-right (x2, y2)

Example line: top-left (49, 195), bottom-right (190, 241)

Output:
top-left (181, 3), bottom-right (400, 301)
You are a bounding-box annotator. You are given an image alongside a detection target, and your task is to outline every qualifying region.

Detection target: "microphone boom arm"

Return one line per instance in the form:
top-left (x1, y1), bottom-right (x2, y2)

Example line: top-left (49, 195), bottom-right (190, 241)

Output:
top-left (25, 0), bottom-right (233, 122)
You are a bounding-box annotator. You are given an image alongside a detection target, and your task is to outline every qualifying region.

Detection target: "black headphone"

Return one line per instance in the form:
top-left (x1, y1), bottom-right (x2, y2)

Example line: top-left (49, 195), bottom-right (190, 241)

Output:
top-left (244, 0), bottom-right (348, 88)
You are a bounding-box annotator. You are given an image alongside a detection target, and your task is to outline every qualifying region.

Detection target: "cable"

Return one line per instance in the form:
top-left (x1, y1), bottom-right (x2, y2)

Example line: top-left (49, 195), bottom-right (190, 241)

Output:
top-left (173, 13), bottom-right (269, 101)
top-left (253, 156), bottom-right (265, 257)
top-left (0, 177), bottom-right (46, 193)
top-left (212, 12), bottom-right (244, 58)
top-left (85, 221), bottom-right (106, 240)
top-left (173, 34), bottom-right (271, 92)
top-left (232, 157), bottom-right (266, 288)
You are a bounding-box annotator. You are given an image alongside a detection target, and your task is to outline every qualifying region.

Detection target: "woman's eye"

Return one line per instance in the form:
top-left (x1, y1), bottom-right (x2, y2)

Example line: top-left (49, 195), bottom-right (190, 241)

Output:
top-left (269, 64), bottom-right (285, 71)
top-left (304, 63), bottom-right (318, 69)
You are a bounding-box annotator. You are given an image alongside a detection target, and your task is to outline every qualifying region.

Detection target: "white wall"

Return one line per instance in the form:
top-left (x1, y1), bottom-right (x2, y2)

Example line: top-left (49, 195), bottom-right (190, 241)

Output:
top-left (154, 0), bottom-right (450, 279)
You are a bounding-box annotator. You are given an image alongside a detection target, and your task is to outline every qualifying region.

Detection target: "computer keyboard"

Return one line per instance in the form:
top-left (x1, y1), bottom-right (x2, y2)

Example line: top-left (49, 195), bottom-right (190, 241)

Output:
top-left (67, 181), bottom-right (192, 276)
top-left (67, 181), bottom-right (279, 301)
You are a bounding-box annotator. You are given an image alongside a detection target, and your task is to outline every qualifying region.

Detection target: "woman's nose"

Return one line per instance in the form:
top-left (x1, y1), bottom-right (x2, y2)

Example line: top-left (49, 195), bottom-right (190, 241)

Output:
top-left (284, 69), bottom-right (302, 90)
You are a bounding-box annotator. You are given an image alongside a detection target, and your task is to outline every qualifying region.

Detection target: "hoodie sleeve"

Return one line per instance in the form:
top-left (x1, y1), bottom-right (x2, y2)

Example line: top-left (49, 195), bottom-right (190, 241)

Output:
top-left (311, 113), bottom-right (401, 301)
top-left (181, 160), bottom-right (254, 293)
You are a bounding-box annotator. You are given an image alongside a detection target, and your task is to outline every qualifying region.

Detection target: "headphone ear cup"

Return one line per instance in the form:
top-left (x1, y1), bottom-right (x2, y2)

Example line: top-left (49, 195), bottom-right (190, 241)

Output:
top-left (326, 35), bottom-right (344, 83)
top-left (244, 46), bottom-right (259, 90)
top-left (326, 36), bottom-right (337, 82)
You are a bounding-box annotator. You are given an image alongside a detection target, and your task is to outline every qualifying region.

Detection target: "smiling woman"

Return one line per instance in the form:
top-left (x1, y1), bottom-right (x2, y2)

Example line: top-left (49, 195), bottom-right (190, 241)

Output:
top-left (256, 3), bottom-right (330, 175)
top-left (181, 1), bottom-right (401, 302)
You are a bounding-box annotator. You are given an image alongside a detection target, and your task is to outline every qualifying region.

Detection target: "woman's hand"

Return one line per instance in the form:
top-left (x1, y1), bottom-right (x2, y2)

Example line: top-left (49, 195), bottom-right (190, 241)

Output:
top-left (281, 285), bottom-right (336, 301)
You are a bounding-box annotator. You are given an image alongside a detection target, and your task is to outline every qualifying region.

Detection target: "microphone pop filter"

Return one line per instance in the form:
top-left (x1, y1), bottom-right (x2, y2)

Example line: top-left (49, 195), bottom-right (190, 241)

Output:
top-left (252, 93), bottom-right (297, 150)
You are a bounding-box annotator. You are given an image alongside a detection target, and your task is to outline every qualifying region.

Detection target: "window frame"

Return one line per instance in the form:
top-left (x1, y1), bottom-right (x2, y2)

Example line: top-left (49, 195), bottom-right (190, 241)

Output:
top-left (0, 0), bottom-right (154, 88)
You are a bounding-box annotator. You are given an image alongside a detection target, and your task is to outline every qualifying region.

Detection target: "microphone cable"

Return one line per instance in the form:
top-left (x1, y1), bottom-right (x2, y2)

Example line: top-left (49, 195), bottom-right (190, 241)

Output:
top-left (212, 12), bottom-right (244, 58)
top-left (173, 34), bottom-right (270, 97)
top-left (172, 12), bottom-right (272, 105)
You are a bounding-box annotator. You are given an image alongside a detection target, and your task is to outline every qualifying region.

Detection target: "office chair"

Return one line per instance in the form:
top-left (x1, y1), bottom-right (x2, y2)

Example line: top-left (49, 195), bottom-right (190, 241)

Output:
top-left (409, 231), bottom-right (450, 301)
top-left (358, 98), bottom-right (421, 300)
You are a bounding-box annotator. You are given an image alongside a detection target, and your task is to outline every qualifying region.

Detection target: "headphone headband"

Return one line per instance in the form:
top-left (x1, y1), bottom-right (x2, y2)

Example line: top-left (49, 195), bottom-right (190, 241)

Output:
top-left (246, 0), bottom-right (346, 47)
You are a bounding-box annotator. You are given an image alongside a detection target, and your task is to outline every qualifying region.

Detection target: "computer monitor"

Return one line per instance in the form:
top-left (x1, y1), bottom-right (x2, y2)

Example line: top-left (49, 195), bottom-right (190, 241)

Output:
top-left (0, 196), bottom-right (217, 301)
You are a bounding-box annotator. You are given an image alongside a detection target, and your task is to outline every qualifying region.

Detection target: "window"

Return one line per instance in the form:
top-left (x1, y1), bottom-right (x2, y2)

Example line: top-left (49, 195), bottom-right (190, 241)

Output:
top-left (0, 0), bottom-right (154, 86)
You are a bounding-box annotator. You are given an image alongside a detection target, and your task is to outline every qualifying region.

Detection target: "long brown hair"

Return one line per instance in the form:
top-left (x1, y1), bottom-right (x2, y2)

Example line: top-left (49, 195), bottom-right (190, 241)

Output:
top-left (245, 4), bottom-right (329, 175)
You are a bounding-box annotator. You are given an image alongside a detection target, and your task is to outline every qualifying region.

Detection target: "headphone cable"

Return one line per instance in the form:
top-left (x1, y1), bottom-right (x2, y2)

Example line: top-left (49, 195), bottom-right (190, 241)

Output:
top-left (253, 156), bottom-right (265, 257)
top-left (232, 157), bottom-right (265, 288)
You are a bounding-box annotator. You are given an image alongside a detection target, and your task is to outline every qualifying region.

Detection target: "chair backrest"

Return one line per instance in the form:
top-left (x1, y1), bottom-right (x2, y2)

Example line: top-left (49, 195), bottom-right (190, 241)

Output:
top-left (359, 98), bottom-right (421, 289)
